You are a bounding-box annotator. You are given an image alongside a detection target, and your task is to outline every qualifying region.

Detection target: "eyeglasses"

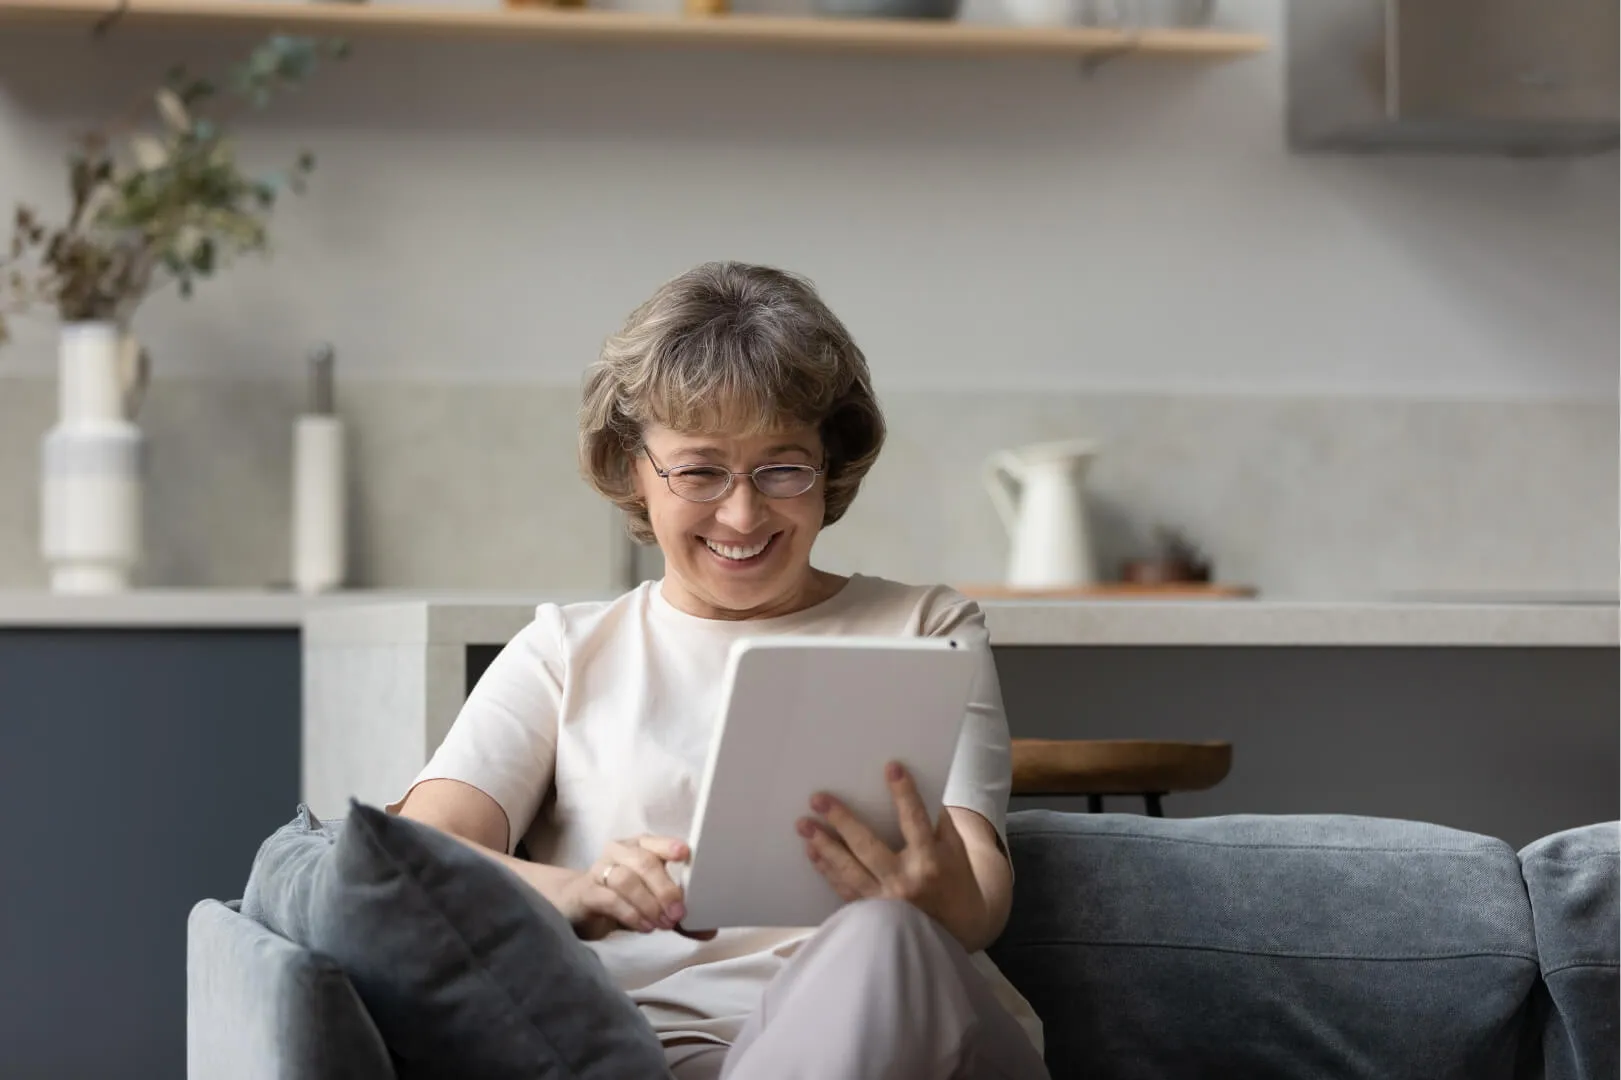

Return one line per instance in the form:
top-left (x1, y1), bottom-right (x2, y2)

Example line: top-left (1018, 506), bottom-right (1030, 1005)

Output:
top-left (644, 447), bottom-right (825, 504)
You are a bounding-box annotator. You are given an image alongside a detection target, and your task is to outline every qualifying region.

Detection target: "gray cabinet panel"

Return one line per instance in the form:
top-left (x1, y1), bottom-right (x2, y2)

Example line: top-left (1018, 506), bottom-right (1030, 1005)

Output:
top-left (0, 629), bottom-right (300, 1080)
top-left (998, 645), bottom-right (1619, 849)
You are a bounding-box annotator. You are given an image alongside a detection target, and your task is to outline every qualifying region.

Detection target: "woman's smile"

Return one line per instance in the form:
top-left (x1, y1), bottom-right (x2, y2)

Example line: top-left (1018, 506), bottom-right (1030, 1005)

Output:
top-left (700, 531), bottom-right (781, 569)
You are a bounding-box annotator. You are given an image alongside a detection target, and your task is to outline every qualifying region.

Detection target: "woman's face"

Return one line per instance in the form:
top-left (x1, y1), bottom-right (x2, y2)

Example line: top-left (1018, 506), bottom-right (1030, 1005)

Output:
top-left (634, 422), bottom-right (828, 620)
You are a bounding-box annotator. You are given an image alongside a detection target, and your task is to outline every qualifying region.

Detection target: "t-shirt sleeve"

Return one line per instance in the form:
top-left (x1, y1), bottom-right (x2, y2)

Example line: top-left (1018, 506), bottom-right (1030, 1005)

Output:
top-left (388, 607), bottom-right (564, 855)
top-left (924, 592), bottom-right (1013, 857)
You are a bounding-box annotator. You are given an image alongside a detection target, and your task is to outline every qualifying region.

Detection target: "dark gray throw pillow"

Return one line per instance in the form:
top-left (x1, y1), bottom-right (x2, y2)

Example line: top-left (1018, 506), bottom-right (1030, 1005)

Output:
top-left (241, 801), bottom-right (671, 1080)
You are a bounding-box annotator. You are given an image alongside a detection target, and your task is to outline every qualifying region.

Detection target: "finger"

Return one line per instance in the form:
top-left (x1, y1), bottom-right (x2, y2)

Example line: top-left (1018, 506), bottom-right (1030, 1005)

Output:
top-left (886, 762), bottom-right (935, 851)
top-left (599, 861), bottom-right (671, 930)
top-left (625, 846), bottom-right (688, 922)
top-left (810, 793), bottom-right (898, 875)
top-left (607, 843), bottom-right (686, 925)
top-left (586, 882), bottom-right (656, 934)
top-left (802, 818), bottom-right (879, 897)
top-left (808, 840), bottom-right (865, 902)
top-left (637, 835), bottom-right (691, 864)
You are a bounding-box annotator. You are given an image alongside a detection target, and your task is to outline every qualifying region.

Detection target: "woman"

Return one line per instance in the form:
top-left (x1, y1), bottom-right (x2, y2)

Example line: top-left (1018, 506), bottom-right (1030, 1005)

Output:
top-left (392, 262), bottom-right (1049, 1079)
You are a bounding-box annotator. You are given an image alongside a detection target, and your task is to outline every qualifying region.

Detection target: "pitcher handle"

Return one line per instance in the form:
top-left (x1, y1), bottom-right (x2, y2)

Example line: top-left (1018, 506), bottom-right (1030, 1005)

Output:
top-left (981, 453), bottom-right (1023, 533)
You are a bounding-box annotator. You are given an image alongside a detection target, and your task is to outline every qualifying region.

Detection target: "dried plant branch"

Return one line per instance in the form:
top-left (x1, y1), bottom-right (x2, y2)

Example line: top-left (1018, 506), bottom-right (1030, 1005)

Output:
top-left (0, 34), bottom-right (348, 350)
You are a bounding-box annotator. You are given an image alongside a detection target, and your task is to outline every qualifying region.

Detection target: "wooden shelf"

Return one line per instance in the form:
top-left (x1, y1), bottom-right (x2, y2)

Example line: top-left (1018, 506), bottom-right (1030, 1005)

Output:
top-left (0, 0), bottom-right (1269, 60)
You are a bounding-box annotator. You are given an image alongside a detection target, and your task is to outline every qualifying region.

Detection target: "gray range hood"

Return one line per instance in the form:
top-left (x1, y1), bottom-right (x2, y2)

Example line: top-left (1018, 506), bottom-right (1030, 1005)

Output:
top-left (1286, 0), bottom-right (1618, 156)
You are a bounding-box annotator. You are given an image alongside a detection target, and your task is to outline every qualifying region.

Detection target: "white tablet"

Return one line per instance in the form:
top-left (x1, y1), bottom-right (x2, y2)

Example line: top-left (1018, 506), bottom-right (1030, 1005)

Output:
top-left (673, 635), bottom-right (980, 931)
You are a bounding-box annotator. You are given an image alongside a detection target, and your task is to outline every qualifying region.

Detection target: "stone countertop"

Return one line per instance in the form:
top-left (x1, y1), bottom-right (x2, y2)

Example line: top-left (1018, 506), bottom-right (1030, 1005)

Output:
top-left (0, 589), bottom-right (602, 630)
top-left (4, 589), bottom-right (1616, 647)
top-left (301, 596), bottom-right (1621, 649)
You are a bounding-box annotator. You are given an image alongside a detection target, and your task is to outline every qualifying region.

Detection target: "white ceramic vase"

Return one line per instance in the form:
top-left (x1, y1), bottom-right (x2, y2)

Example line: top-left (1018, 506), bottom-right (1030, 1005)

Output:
top-left (1004, 0), bottom-right (1077, 25)
top-left (40, 322), bottom-right (146, 594)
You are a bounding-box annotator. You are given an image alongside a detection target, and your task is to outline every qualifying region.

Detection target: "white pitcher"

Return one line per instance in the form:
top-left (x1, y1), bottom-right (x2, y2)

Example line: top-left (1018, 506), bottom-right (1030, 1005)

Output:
top-left (982, 439), bottom-right (1099, 590)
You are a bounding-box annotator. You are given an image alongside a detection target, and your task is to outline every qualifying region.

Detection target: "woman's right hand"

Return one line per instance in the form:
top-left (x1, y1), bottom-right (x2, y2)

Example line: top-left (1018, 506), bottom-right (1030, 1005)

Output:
top-left (558, 834), bottom-right (696, 940)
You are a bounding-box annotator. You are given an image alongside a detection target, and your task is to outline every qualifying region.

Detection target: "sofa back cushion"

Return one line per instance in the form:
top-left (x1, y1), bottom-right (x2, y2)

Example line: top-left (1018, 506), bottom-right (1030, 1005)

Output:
top-left (989, 811), bottom-right (1541, 1080)
top-left (1519, 823), bottom-right (1620, 1080)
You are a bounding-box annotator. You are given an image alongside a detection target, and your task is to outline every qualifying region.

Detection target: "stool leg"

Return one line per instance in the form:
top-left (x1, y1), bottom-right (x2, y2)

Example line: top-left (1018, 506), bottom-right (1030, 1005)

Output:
top-left (1087, 794), bottom-right (1104, 814)
top-left (1144, 793), bottom-right (1164, 817)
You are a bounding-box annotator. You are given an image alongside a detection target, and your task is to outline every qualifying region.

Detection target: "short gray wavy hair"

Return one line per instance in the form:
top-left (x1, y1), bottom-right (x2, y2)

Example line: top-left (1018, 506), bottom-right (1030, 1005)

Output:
top-left (580, 261), bottom-right (886, 545)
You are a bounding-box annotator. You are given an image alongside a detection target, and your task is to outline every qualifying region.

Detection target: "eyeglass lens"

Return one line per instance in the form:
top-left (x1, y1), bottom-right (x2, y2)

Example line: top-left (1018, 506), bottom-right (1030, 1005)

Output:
top-left (668, 465), bottom-right (817, 502)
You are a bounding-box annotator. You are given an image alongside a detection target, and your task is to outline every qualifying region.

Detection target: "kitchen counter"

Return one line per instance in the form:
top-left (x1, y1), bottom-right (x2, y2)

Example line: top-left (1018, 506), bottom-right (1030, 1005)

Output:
top-left (5, 588), bottom-right (1615, 646)
top-left (297, 593), bottom-right (1618, 822)
top-left (0, 589), bottom-right (317, 628)
top-left (301, 596), bottom-right (1620, 649)
top-left (0, 588), bottom-right (606, 629)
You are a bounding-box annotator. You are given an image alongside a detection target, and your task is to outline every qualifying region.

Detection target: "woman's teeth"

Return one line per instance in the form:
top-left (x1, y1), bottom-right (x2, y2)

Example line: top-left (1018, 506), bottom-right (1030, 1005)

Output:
top-left (705, 537), bottom-right (770, 561)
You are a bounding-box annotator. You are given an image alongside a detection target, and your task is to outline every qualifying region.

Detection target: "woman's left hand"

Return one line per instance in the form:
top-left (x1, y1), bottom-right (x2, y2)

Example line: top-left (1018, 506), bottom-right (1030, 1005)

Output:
top-left (797, 762), bottom-right (990, 949)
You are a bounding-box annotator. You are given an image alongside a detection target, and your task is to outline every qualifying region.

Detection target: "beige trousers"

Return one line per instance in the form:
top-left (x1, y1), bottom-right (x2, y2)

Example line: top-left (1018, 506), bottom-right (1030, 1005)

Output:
top-left (663, 899), bottom-right (1050, 1080)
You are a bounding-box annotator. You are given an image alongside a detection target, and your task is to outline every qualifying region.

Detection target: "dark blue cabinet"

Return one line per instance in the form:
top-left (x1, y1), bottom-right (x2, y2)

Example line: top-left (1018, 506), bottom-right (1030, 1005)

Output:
top-left (0, 629), bottom-right (300, 1080)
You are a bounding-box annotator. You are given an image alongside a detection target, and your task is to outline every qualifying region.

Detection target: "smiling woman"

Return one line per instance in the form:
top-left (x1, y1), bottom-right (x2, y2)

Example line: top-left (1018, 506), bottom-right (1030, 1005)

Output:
top-left (578, 262), bottom-right (887, 620)
top-left (631, 427), bottom-right (831, 620)
top-left (393, 261), bottom-right (1049, 1079)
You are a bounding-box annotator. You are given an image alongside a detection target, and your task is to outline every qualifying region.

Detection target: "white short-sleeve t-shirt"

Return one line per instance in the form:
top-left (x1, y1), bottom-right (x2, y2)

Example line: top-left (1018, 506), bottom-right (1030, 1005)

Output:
top-left (394, 573), bottom-right (1043, 1052)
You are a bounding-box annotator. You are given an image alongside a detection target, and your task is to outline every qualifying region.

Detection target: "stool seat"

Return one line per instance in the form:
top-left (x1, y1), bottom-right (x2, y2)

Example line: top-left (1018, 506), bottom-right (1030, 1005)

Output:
top-left (1011, 739), bottom-right (1233, 811)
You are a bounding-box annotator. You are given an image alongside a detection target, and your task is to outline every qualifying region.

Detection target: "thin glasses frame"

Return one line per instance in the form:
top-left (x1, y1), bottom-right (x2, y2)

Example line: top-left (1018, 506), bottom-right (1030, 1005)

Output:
top-left (644, 447), bottom-right (826, 504)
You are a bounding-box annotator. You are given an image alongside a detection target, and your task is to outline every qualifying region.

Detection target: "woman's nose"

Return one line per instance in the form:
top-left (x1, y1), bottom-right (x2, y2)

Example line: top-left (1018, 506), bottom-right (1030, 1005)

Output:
top-left (713, 478), bottom-right (767, 533)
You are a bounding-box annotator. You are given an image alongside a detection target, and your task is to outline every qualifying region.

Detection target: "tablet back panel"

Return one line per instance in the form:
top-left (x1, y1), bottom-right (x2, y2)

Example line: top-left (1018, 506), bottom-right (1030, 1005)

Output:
top-left (678, 635), bottom-right (978, 930)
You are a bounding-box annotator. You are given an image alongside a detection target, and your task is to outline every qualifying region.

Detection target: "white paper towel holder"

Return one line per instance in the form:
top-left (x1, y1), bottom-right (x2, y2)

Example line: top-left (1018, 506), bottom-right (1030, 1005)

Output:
top-left (291, 343), bottom-right (346, 594)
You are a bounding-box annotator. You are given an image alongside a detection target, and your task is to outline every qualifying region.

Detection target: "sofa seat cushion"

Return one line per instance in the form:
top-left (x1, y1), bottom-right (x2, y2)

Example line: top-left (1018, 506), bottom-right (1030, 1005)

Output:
top-left (1519, 822), bottom-right (1620, 1080)
top-left (989, 811), bottom-right (1540, 1080)
top-left (240, 803), bottom-right (668, 1080)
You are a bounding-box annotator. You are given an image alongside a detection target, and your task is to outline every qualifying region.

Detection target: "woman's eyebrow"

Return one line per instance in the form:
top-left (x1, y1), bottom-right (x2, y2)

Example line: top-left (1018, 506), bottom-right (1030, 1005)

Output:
top-left (670, 443), bottom-right (814, 460)
top-left (669, 445), bottom-right (725, 461)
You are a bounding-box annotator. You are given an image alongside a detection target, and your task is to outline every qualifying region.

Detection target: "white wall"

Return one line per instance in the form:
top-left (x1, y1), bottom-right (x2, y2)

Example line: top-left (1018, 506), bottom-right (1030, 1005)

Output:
top-left (1, 0), bottom-right (1614, 397)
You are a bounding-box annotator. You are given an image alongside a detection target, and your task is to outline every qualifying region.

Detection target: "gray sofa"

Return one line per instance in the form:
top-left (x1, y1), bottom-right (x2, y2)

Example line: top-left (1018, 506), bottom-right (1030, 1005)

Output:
top-left (189, 810), bottom-right (1618, 1080)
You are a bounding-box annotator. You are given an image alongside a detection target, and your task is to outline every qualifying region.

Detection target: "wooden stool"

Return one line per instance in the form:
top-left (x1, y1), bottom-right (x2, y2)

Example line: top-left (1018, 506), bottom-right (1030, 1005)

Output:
top-left (1011, 739), bottom-right (1232, 817)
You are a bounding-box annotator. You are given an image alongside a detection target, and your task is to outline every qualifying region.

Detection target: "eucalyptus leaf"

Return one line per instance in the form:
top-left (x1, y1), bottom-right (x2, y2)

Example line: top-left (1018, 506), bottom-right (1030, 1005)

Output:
top-left (190, 237), bottom-right (216, 274)
top-left (0, 32), bottom-right (345, 343)
top-left (154, 88), bottom-right (190, 132)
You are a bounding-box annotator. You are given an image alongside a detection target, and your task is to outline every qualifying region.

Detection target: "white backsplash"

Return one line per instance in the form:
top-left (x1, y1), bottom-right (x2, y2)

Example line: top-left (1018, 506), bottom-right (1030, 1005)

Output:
top-left (1, 377), bottom-right (1614, 598)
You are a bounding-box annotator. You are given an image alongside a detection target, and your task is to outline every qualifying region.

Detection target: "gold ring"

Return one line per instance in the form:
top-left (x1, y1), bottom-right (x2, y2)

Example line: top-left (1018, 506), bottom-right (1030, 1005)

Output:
top-left (598, 864), bottom-right (615, 887)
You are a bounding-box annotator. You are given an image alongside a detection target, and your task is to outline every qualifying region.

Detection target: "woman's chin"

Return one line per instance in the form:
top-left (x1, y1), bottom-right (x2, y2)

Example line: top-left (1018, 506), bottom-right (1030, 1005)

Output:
top-left (700, 568), bottom-right (790, 609)
top-left (674, 538), bottom-right (810, 613)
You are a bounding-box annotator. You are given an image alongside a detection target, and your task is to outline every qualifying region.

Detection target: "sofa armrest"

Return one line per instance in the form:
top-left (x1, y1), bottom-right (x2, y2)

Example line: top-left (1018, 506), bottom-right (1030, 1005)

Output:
top-left (187, 899), bottom-right (395, 1080)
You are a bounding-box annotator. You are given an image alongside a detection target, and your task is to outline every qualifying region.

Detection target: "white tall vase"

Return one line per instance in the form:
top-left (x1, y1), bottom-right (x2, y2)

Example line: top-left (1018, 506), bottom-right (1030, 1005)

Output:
top-left (40, 322), bottom-right (146, 594)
